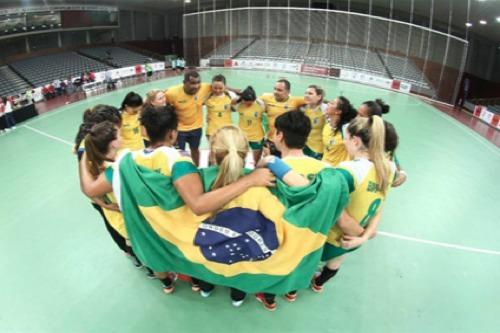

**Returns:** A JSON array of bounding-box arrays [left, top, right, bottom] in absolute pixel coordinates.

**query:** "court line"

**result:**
[[378, 231, 500, 256], [416, 100, 500, 156], [23, 122, 500, 257], [23, 125, 73, 147]]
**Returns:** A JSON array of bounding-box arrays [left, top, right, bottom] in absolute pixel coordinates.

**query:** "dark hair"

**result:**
[[74, 105, 121, 154], [212, 74, 226, 85], [184, 70, 200, 82], [275, 110, 311, 149], [121, 92, 143, 110], [335, 96, 358, 134], [308, 85, 325, 103], [140, 104, 178, 145], [277, 79, 291, 92], [384, 120, 399, 158], [239, 86, 257, 102], [363, 99, 390, 117], [84, 121, 118, 177]]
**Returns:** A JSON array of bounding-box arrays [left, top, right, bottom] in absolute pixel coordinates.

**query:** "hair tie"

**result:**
[[228, 146, 237, 154]]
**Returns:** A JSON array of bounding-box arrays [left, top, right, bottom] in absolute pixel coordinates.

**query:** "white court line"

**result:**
[[21, 123, 500, 257], [23, 125, 73, 147], [378, 231, 500, 256]]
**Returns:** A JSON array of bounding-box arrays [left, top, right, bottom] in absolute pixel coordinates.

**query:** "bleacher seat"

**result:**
[[10, 52, 111, 87], [78, 46, 160, 68], [0, 66, 32, 98]]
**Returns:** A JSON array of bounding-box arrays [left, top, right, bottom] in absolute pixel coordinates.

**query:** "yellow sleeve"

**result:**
[[165, 87, 176, 104]]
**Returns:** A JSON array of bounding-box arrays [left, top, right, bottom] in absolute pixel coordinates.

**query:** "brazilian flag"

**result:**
[[112, 152, 349, 294]]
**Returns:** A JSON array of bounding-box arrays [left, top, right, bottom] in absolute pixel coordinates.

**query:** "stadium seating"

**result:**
[[380, 53, 432, 90], [204, 38, 256, 58], [78, 46, 159, 68], [10, 52, 110, 87], [207, 36, 434, 91], [0, 66, 32, 98], [237, 38, 309, 62]]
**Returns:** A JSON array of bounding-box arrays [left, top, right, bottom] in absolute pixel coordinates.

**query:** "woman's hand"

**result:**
[[244, 168, 276, 187], [340, 235, 367, 250], [392, 170, 407, 187]]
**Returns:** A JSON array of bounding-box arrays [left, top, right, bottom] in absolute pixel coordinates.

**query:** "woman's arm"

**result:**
[[92, 197, 120, 212], [79, 153, 113, 198], [340, 210, 383, 249], [174, 168, 276, 215], [257, 156, 310, 187], [336, 210, 364, 237]]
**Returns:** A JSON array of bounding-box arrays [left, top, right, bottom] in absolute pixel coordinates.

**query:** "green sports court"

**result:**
[[1, 69, 499, 332]]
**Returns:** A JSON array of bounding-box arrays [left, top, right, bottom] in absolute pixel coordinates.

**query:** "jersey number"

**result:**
[[359, 198, 382, 227]]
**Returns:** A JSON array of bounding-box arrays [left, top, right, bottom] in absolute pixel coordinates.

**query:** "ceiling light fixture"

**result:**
[[479, 20, 487, 25], [465, 22, 473, 27], [496, 17, 500, 23]]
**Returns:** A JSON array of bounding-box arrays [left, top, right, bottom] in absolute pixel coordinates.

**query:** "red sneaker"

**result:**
[[163, 284, 175, 294], [284, 292, 297, 302], [310, 277, 323, 293], [255, 293, 277, 311]]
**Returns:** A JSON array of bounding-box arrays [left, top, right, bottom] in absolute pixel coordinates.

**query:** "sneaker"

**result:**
[[310, 277, 323, 293], [200, 290, 212, 298], [284, 292, 297, 302], [255, 293, 277, 311], [191, 282, 200, 292], [163, 284, 175, 294], [145, 268, 156, 279], [12, 126, 16, 130], [232, 299, 244, 308]]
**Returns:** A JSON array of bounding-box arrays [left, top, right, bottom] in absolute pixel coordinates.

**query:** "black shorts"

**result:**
[[176, 128, 202, 150]]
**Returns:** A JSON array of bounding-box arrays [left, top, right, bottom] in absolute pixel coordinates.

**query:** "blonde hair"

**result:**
[[347, 116, 391, 194], [210, 126, 249, 189], [145, 89, 163, 105]]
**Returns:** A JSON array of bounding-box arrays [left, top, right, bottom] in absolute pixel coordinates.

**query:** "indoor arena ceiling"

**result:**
[[2, 0, 499, 42]]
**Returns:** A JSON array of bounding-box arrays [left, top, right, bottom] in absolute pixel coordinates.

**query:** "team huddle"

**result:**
[[75, 70, 407, 311]]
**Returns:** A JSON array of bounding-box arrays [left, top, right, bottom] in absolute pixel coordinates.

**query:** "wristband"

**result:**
[[266, 156, 291, 180]]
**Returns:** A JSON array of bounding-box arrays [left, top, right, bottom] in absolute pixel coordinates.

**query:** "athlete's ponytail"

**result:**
[[210, 126, 249, 189], [334, 96, 358, 134], [84, 121, 118, 177], [347, 116, 391, 194], [368, 116, 391, 194]]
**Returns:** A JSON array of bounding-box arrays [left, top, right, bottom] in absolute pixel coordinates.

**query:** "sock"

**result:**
[[263, 293, 276, 304], [316, 267, 339, 286], [160, 277, 173, 288]]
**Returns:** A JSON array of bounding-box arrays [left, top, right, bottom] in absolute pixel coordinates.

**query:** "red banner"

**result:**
[[300, 64, 329, 76], [391, 80, 401, 90]]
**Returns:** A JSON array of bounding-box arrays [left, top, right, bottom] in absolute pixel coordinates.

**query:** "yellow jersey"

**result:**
[[102, 161, 127, 239], [283, 155, 330, 179], [322, 124, 350, 167], [302, 104, 326, 154], [104, 147, 199, 238], [165, 83, 212, 131], [237, 100, 266, 142], [205, 93, 233, 136], [120, 111, 144, 151], [327, 158, 396, 246], [102, 191, 128, 239], [259, 94, 305, 140]]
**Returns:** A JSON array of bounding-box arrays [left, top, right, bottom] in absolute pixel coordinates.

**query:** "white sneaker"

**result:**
[[5, 128, 11, 132], [232, 300, 244, 307], [12, 126, 16, 130], [200, 290, 212, 298]]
